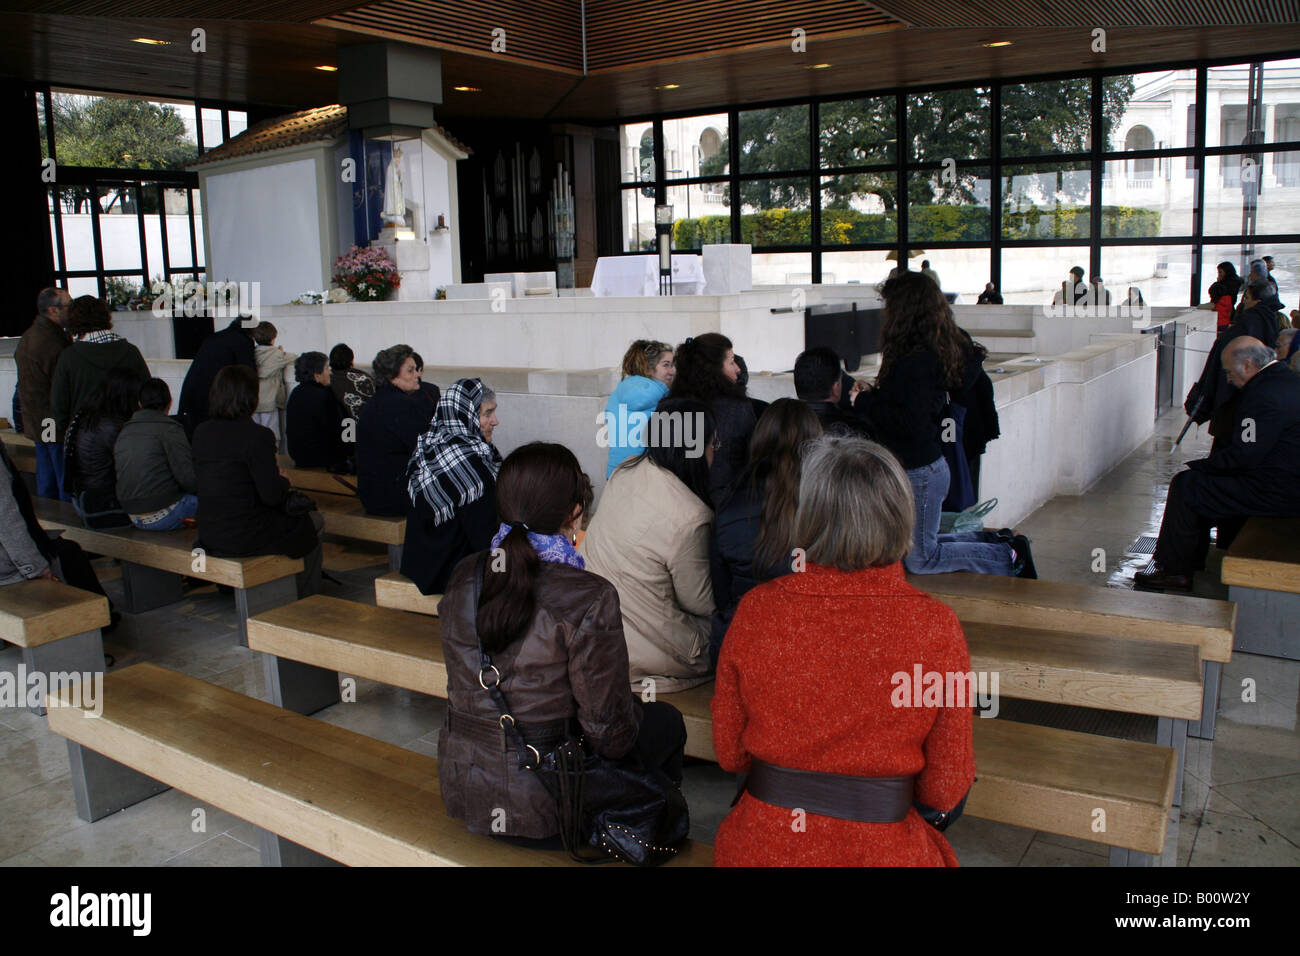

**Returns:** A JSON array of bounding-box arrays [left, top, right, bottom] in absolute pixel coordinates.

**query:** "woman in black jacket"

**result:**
[[709, 398, 821, 665], [63, 367, 141, 528], [401, 378, 500, 596], [193, 366, 323, 597], [668, 332, 756, 503], [285, 352, 351, 470], [357, 344, 432, 516], [853, 272, 1025, 577]]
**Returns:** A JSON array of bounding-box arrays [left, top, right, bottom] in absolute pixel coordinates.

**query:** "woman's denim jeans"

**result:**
[[129, 494, 199, 532], [904, 458, 1015, 576]]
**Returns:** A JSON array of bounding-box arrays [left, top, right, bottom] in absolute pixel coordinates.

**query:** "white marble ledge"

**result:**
[[418, 365, 619, 398]]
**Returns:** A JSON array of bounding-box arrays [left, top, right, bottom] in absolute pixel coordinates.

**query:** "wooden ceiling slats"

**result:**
[[868, 0, 1300, 27]]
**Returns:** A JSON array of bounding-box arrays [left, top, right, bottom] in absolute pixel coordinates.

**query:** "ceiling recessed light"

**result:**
[[452, 85, 481, 92], [808, 63, 832, 70], [131, 37, 170, 45], [315, 65, 338, 72], [982, 40, 1013, 48], [655, 83, 680, 90]]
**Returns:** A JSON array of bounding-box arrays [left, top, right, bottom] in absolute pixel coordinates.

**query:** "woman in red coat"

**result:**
[[712, 434, 976, 866]]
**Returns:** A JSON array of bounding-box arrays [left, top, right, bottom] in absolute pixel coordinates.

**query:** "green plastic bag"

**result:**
[[939, 498, 998, 534]]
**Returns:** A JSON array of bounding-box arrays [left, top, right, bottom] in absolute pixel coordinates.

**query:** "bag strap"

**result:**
[[471, 552, 543, 771]]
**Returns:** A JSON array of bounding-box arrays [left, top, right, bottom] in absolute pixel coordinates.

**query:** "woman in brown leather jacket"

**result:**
[[437, 442, 688, 845]]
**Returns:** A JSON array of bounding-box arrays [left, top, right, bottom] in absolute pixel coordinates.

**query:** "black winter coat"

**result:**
[[286, 380, 351, 469], [708, 468, 791, 665], [1189, 302, 1281, 429], [401, 486, 497, 596], [950, 331, 1000, 459], [192, 417, 318, 559], [707, 394, 757, 505], [853, 350, 948, 470], [178, 321, 256, 427], [357, 384, 432, 516], [64, 414, 129, 523]]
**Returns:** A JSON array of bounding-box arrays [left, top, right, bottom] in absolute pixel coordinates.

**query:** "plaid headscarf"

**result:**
[[406, 378, 502, 526]]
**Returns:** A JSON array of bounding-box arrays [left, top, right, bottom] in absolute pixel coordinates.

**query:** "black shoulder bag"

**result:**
[[471, 553, 689, 866]]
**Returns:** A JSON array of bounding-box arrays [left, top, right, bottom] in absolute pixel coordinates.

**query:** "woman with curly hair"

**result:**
[[851, 272, 1029, 578], [602, 339, 675, 477], [668, 332, 755, 501]]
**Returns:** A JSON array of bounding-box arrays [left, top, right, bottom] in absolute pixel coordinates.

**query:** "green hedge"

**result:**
[[671, 204, 1161, 247]]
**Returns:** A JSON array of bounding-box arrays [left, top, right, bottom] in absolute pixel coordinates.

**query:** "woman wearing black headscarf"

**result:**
[[1208, 262, 1242, 330], [400, 378, 501, 595]]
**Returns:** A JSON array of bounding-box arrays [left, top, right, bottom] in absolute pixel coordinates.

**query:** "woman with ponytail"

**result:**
[[437, 442, 687, 845]]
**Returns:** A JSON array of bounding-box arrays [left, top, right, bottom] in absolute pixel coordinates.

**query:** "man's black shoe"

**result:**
[[1010, 534, 1037, 579], [1133, 565, 1193, 592]]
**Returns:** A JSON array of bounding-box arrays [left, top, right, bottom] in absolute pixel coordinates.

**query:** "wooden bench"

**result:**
[[912, 572, 1235, 740], [247, 596, 1181, 863], [1, 430, 37, 478], [310, 492, 406, 569], [1221, 516, 1300, 660], [35, 498, 302, 646], [278, 456, 358, 497], [0, 578, 110, 715], [45, 662, 712, 866], [375, 571, 441, 615]]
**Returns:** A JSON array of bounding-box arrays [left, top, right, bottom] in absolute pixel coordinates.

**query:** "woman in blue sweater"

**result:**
[[602, 339, 675, 477]]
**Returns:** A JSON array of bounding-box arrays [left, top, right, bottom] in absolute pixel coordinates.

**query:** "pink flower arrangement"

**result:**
[[332, 245, 401, 301]]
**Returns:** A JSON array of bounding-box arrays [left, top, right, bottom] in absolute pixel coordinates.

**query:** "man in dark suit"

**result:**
[[1137, 337, 1300, 592], [793, 347, 874, 438]]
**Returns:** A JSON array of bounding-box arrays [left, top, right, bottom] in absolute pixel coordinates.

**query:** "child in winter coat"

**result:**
[[252, 322, 296, 443]]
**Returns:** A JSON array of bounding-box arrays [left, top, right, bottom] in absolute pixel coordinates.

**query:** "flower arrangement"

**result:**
[[332, 245, 401, 302]]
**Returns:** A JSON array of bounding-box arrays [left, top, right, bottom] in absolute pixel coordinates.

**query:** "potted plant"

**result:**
[[332, 246, 401, 302]]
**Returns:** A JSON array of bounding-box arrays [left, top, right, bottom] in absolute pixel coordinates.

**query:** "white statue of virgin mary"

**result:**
[[381, 145, 406, 226]]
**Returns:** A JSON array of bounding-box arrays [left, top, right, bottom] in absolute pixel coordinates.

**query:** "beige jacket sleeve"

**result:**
[[666, 515, 715, 619]]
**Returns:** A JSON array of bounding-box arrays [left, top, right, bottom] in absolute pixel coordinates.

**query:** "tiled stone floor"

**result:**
[[1, 408, 1296, 866]]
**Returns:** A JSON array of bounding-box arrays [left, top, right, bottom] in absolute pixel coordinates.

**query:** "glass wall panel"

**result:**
[[97, 185, 142, 271], [1100, 244, 1195, 306], [37, 91, 47, 160], [663, 112, 729, 180], [1001, 78, 1093, 156], [1202, 151, 1300, 234], [50, 91, 198, 169], [737, 177, 810, 247], [908, 166, 990, 242], [751, 252, 811, 285], [1207, 59, 1300, 147], [820, 96, 895, 167], [906, 248, 992, 303], [908, 88, 990, 161], [737, 105, 810, 174], [57, 187, 96, 271], [200, 107, 224, 149], [820, 250, 891, 286], [620, 122, 655, 186], [820, 173, 896, 245], [668, 182, 732, 251], [1001, 162, 1091, 239], [228, 110, 248, 137], [999, 245, 1091, 305], [1203, 242, 1297, 310], [66, 277, 99, 297], [621, 186, 656, 251], [1109, 70, 1198, 152], [1101, 159, 1193, 237]]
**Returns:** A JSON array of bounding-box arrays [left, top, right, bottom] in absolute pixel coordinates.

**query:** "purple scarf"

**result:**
[[490, 523, 585, 570]]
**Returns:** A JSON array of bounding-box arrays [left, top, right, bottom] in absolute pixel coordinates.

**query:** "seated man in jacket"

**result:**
[[114, 378, 199, 531], [792, 347, 874, 438], [1137, 337, 1300, 592]]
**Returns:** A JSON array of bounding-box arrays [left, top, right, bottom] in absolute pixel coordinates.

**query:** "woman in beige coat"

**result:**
[[580, 398, 717, 693]]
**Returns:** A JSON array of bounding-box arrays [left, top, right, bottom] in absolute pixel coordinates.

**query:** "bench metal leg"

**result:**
[[120, 561, 183, 613], [262, 653, 340, 715], [66, 741, 170, 822], [258, 828, 344, 867], [20, 629, 105, 717], [1189, 661, 1221, 740], [387, 544, 403, 572], [1156, 717, 1188, 809], [234, 577, 299, 648], [1228, 585, 1300, 660]]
